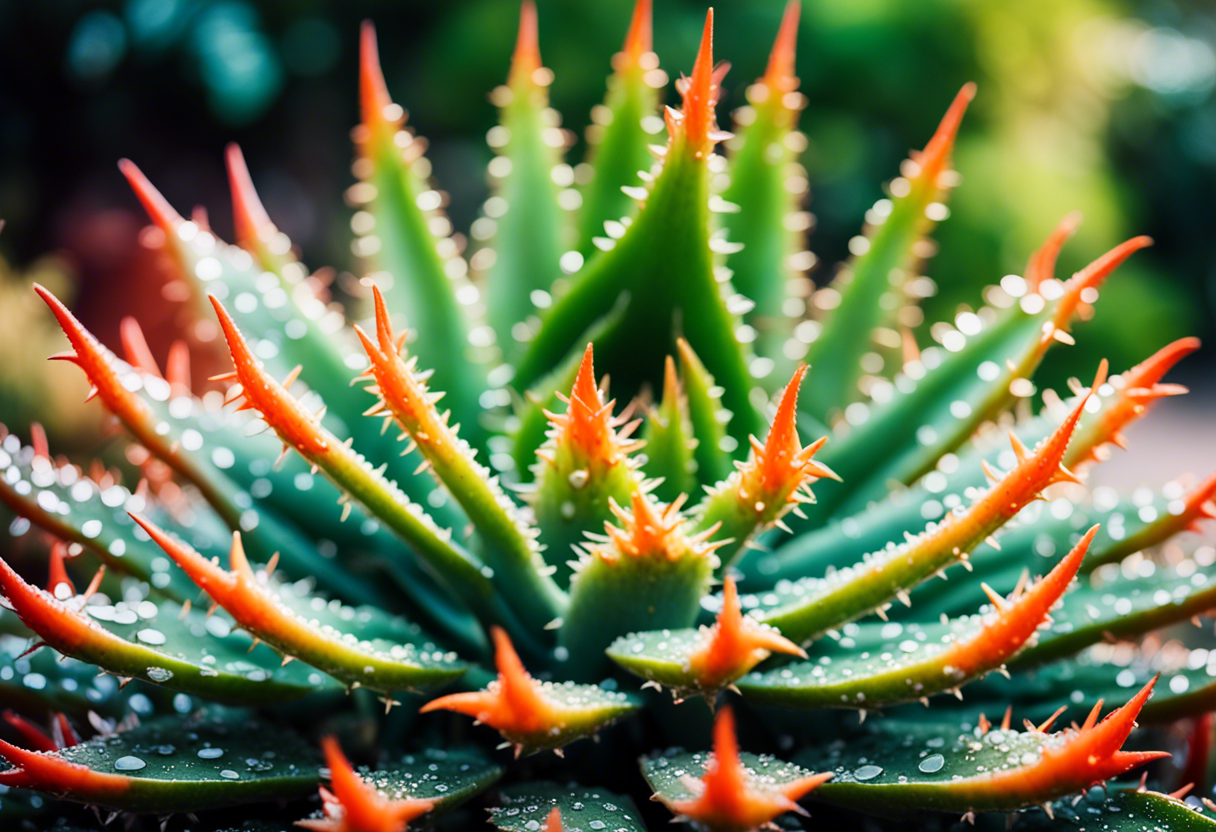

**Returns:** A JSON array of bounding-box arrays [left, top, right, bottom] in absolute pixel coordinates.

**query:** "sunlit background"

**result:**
[[0, 0, 1212, 478]]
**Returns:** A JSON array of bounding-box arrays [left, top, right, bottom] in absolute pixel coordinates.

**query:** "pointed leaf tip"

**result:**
[[298, 737, 435, 832], [914, 82, 976, 186], [762, 0, 801, 95], [511, 0, 543, 85], [544, 806, 564, 832], [117, 159, 184, 234], [224, 144, 275, 249], [1025, 212, 1083, 292], [1053, 236, 1153, 331], [683, 9, 718, 155], [669, 707, 831, 829], [623, 0, 653, 62], [359, 21, 398, 135]]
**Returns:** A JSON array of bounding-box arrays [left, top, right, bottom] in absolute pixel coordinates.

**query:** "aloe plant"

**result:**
[[1, 2, 1214, 830]]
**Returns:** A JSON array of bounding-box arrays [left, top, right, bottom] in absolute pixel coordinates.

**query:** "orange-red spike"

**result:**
[[2, 711, 59, 753], [296, 737, 435, 832], [359, 22, 402, 139], [542, 343, 643, 470], [210, 295, 329, 457], [166, 340, 192, 396], [52, 713, 79, 749], [117, 159, 185, 235], [761, 0, 800, 97], [669, 708, 831, 829], [1122, 337, 1200, 391], [130, 514, 238, 600], [1025, 212, 1082, 293], [1052, 236, 1153, 333], [29, 423, 49, 461], [510, 1, 543, 86], [36, 284, 153, 429], [119, 317, 162, 379], [0, 554, 114, 660], [420, 627, 558, 755], [599, 492, 720, 563], [46, 541, 75, 597], [0, 738, 131, 799], [622, 0, 653, 65], [225, 143, 275, 250], [543, 807, 564, 832], [681, 10, 719, 158], [751, 364, 839, 497], [688, 575, 806, 692], [939, 526, 1096, 676], [912, 83, 976, 188]]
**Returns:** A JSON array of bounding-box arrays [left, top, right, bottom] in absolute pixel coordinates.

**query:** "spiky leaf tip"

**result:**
[[657, 707, 832, 832], [421, 627, 638, 757], [296, 737, 435, 832], [666, 9, 731, 159]]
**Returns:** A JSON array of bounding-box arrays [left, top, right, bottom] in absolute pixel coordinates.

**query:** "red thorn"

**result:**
[[599, 492, 717, 563], [544, 807, 564, 832], [130, 513, 236, 600], [761, 0, 800, 96], [913, 83, 976, 188], [682, 9, 719, 157], [1053, 236, 1153, 332], [0, 553, 105, 659], [510, 0, 543, 86], [359, 21, 400, 137], [942, 526, 1096, 675], [2, 711, 59, 753], [622, 0, 653, 64], [117, 159, 184, 234], [0, 737, 130, 800], [421, 627, 558, 747], [225, 144, 275, 250], [1025, 213, 1082, 293], [165, 340, 192, 396], [52, 713, 79, 749], [209, 294, 329, 457], [1122, 337, 1201, 390], [46, 541, 75, 597], [28, 423, 49, 461], [669, 707, 831, 829], [688, 575, 806, 692], [297, 737, 434, 832], [119, 317, 163, 379]]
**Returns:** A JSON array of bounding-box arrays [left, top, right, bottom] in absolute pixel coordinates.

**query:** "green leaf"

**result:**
[[641, 356, 698, 503], [800, 86, 973, 422], [517, 144, 761, 449], [491, 783, 646, 832], [479, 15, 570, 356], [1009, 789, 1216, 831], [0, 711, 320, 813], [641, 747, 820, 813], [0, 558, 338, 705], [0, 633, 130, 719]]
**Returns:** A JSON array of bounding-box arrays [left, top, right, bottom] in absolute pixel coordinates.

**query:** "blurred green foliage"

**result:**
[[0, 0, 1211, 406]]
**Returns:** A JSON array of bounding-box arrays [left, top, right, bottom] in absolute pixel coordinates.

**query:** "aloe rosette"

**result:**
[[1, 2, 1214, 830]]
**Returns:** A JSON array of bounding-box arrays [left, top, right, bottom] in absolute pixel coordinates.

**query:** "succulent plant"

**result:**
[[2, 2, 1215, 830]]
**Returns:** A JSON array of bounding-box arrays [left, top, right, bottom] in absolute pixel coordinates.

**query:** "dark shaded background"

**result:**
[[0, 0, 1213, 447]]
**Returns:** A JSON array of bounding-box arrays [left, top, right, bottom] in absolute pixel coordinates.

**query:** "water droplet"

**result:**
[[220, 769, 240, 779], [198, 747, 225, 759], [114, 756, 146, 772], [918, 754, 945, 774], [146, 667, 174, 683], [854, 764, 883, 781]]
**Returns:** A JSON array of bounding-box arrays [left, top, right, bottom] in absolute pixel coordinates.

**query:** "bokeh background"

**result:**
[[0, 0, 1213, 477]]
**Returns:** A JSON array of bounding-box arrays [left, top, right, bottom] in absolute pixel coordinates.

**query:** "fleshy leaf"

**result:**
[[0, 711, 321, 813], [559, 491, 720, 680], [478, 1, 570, 355], [490, 783, 646, 832], [575, 0, 663, 257], [757, 390, 1091, 645], [421, 628, 639, 756], [800, 84, 975, 422], [135, 516, 466, 698], [642, 355, 699, 502], [355, 285, 565, 627], [0, 553, 334, 704], [355, 23, 490, 447], [805, 680, 1167, 818], [737, 528, 1093, 709], [516, 11, 761, 448]]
